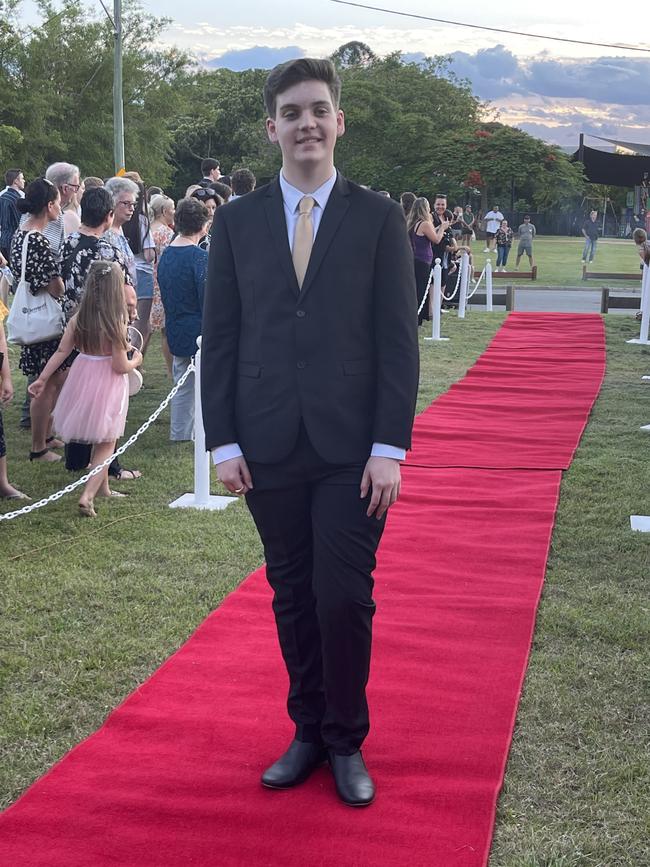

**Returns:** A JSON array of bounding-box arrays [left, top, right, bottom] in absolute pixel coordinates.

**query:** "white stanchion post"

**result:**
[[458, 251, 469, 319], [626, 263, 650, 345], [170, 336, 237, 511], [424, 259, 449, 343], [485, 258, 493, 311]]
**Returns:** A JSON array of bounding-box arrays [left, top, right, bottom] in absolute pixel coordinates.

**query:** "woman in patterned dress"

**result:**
[[149, 194, 175, 376], [9, 178, 66, 462]]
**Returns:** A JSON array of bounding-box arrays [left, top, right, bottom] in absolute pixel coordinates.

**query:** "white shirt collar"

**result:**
[[279, 170, 337, 214]]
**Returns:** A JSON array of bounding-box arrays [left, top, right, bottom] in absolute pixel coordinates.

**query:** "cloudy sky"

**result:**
[[21, 0, 650, 147]]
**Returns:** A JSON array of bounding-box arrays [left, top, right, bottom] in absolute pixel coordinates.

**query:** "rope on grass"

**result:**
[[7, 511, 160, 561]]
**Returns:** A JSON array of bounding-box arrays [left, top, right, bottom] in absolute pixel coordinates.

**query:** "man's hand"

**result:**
[[217, 455, 253, 496], [360, 456, 401, 520]]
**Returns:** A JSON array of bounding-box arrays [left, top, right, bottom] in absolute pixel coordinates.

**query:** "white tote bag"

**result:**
[[6, 231, 65, 346]]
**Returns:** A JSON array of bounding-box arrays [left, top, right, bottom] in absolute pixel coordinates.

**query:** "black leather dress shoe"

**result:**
[[261, 740, 327, 789], [328, 750, 375, 806]]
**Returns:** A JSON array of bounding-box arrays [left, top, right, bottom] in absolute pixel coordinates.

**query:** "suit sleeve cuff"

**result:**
[[211, 443, 244, 465], [371, 442, 406, 461]]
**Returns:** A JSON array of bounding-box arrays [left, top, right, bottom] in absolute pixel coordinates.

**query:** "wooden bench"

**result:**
[[474, 266, 537, 281], [467, 288, 514, 310], [582, 266, 640, 282], [600, 289, 641, 313], [466, 285, 640, 313]]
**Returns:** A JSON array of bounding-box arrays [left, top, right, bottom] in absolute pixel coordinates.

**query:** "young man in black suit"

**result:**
[[201, 58, 419, 807], [199, 158, 221, 188]]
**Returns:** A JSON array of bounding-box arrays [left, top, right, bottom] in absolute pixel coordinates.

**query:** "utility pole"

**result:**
[[113, 0, 125, 175]]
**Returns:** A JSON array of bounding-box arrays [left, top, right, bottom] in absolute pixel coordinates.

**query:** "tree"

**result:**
[[0, 0, 190, 183], [331, 41, 377, 69], [333, 53, 481, 198], [442, 123, 584, 213]]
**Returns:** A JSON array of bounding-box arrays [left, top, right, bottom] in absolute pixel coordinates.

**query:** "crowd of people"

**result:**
[[2, 152, 641, 515], [0, 159, 257, 513], [400, 192, 539, 323]]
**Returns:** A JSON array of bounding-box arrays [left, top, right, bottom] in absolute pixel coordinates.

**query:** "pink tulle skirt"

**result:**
[[53, 353, 129, 444]]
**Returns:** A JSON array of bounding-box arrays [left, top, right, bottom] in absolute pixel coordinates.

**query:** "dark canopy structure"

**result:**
[[575, 134, 650, 185]]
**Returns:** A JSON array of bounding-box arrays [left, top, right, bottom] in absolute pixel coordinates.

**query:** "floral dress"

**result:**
[[61, 232, 133, 321], [9, 229, 63, 377], [150, 224, 173, 331]]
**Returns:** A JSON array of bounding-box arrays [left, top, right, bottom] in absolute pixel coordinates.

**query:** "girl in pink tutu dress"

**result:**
[[29, 261, 142, 517]]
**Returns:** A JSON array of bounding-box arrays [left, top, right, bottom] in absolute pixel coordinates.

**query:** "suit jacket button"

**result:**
[[296, 309, 306, 318], [297, 360, 307, 369]]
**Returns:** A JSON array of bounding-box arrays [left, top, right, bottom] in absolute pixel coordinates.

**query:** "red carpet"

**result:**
[[408, 313, 605, 469], [0, 314, 605, 867]]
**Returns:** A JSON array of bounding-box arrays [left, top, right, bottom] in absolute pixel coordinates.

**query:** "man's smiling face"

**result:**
[[266, 80, 345, 171]]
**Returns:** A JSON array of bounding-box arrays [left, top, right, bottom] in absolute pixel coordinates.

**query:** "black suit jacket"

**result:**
[[201, 173, 419, 465]]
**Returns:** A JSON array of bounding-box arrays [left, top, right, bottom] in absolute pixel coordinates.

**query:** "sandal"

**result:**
[[79, 501, 97, 518], [29, 448, 62, 463], [46, 436, 64, 449], [113, 468, 142, 480], [1, 490, 31, 501]]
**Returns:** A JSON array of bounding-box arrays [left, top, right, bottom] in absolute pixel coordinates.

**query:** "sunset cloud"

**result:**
[[155, 23, 650, 150]]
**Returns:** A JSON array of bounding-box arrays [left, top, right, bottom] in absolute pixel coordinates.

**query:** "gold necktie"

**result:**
[[292, 196, 315, 289]]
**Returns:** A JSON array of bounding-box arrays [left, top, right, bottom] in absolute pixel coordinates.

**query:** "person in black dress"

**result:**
[[9, 179, 65, 462]]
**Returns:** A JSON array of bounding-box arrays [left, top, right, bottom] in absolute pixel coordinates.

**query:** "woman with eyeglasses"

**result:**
[[103, 177, 139, 288], [122, 181, 156, 352], [191, 187, 223, 251]]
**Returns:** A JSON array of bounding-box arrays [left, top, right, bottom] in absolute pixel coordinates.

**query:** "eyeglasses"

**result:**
[[65, 183, 81, 191], [118, 201, 136, 209]]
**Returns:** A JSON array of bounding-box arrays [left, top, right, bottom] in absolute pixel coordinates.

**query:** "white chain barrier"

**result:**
[[417, 274, 431, 316], [485, 258, 494, 311], [458, 251, 470, 319], [0, 361, 196, 522], [466, 262, 488, 301], [424, 259, 449, 344], [441, 258, 463, 302]]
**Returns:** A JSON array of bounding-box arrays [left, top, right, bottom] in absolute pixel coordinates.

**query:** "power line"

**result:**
[[329, 0, 650, 54]]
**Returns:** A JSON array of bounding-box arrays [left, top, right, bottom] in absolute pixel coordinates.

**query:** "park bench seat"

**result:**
[[474, 266, 537, 280]]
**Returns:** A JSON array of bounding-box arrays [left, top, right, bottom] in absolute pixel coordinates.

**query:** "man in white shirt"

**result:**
[[483, 204, 504, 253]]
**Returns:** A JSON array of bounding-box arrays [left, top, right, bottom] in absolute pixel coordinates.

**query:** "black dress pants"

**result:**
[[245, 425, 386, 755]]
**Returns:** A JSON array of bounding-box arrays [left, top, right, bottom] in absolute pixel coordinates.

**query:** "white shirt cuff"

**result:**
[[212, 441, 405, 463], [211, 443, 244, 465], [371, 442, 406, 461]]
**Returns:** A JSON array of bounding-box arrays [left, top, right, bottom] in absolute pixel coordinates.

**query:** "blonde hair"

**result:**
[[149, 194, 174, 221], [74, 261, 129, 355], [406, 197, 432, 233]]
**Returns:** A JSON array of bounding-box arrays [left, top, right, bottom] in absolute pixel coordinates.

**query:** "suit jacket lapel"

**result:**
[[263, 178, 300, 296], [299, 174, 350, 300]]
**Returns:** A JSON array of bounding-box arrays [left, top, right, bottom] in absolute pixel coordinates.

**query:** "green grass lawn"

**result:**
[[469, 234, 644, 288], [1, 316, 649, 865]]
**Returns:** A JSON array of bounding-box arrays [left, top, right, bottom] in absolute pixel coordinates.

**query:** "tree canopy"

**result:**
[[0, 4, 585, 211]]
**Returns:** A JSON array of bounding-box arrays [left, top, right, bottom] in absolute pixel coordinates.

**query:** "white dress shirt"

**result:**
[[212, 170, 406, 465]]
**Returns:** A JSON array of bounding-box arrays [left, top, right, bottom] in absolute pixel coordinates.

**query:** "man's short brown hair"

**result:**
[[5, 169, 22, 186], [264, 58, 341, 118]]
